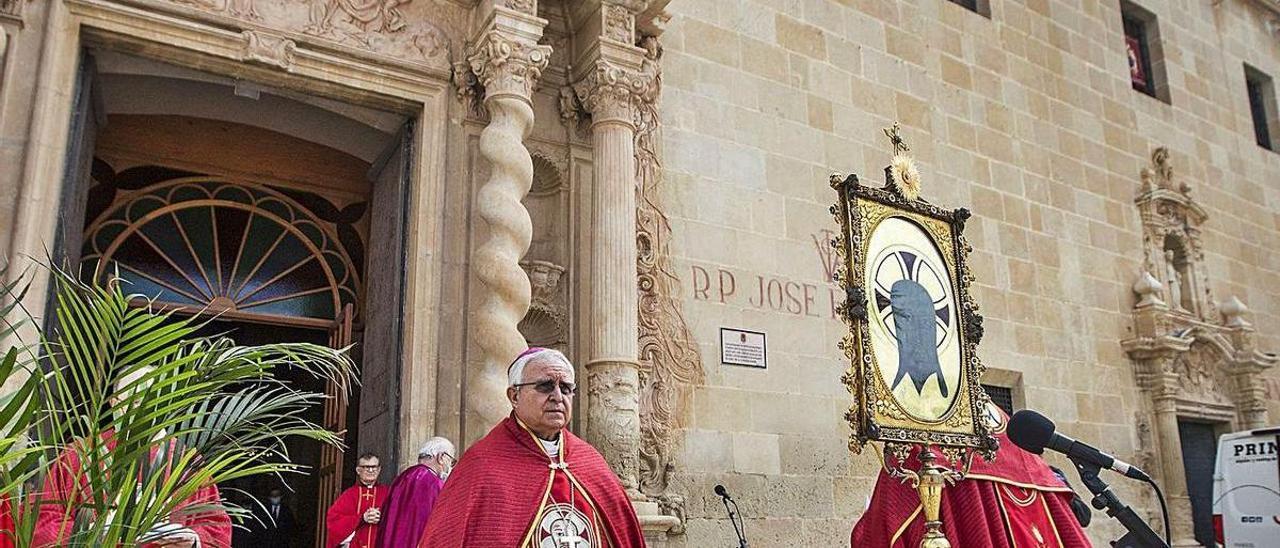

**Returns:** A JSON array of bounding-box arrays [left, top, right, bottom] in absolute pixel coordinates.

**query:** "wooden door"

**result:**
[[358, 123, 412, 477], [315, 303, 354, 548]]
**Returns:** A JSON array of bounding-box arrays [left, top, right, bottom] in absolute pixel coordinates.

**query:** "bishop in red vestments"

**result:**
[[417, 348, 645, 548], [851, 404, 1093, 548], [326, 452, 389, 548]]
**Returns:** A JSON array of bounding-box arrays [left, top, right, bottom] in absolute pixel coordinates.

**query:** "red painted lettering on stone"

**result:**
[[767, 278, 785, 311], [717, 269, 736, 303], [692, 265, 710, 300], [784, 281, 804, 314], [804, 283, 819, 317]]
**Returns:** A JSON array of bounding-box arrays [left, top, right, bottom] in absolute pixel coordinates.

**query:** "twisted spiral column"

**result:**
[[464, 12, 551, 439]]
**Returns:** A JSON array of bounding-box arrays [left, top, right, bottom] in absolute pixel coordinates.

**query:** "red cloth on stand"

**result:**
[[31, 433, 232, 547], [417, 416, 646, 548], [326, 483, 388, 548], [376, 465, 443, 548], [851, 407, 1093, 548]]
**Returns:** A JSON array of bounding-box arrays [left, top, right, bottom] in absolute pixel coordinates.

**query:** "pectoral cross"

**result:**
[[359, 487, 376, 510], [883, 122, 910, 155], [554, 534, 589, 548]]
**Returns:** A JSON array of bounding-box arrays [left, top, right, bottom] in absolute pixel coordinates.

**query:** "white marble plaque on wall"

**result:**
[[720, 328, 766, 369]]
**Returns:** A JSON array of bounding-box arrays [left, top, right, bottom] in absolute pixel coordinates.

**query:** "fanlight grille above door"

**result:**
[[82, 175, 364, 322]]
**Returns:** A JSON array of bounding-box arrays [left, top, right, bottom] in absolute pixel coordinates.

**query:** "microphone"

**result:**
[[1008, 410, 1151, 482], [713, 485, 748, 548]]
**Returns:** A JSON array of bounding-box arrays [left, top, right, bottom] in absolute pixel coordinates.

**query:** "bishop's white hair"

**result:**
[[507, 348, 574, 387], [417, 437, 455, 460]]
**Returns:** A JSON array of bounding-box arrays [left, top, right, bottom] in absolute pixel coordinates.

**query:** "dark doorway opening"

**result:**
[[194, 319, 361, 548], [1179, 419, 1219, 548]]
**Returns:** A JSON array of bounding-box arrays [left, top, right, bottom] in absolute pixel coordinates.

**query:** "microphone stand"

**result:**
[[1071, 459, 1168, 548], [719, 493, 748, 548]]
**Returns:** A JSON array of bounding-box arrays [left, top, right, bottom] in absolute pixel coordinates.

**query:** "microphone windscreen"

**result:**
[[1007, 409, 1056, 455], [714, 484, 728, 497]]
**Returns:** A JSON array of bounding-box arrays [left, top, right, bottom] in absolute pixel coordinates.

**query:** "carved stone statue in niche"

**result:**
[[1163, 250, 1186, 312]]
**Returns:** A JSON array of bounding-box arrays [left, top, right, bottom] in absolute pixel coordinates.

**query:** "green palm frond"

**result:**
[[0, 261, 356, 547]]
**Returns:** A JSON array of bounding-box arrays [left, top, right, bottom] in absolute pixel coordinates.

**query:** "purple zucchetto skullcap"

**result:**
[[506, 347, 573, 387]]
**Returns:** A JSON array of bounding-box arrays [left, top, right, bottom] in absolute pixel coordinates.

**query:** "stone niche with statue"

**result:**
[[1121, 147, 1276, 546]]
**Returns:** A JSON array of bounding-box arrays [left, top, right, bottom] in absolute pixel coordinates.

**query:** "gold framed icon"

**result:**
[[828, 127, 998, 457]]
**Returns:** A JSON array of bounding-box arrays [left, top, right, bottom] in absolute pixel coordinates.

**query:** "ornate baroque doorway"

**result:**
[[69, 54, 406, 543]]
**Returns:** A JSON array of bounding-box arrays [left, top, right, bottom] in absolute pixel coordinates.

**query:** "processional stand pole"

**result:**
[[913, 446, 954, 548]]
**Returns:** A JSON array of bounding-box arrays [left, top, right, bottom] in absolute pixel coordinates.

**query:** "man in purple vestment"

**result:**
[[374, 437, 454, 548]]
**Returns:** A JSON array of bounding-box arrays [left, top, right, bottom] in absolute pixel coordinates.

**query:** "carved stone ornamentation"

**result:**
[[587, 364, 643, 491], [1134, 147, 1211, 319], [1133, 271, 1165, 308], [240, 30, 297, 71], [573, 58, 653, 124], [504, 0, 536, 15], [452, 61, 487, 120], [604, 3, 633, 43], [518, 260, 567, 350], [1221, 296, 1251, 328], [0, 0, 28, 21], [558, 86, 585, 131], [632, 35, 705, 498], [413, 25, 450, 61], [1172, 343, 1230, 403], [304, 0, 409, 43], [155, 0, 459, 72], [468, 28, 551, 100]]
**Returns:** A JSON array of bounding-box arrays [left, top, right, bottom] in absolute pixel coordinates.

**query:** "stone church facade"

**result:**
[[1, 0, 1278, 547]]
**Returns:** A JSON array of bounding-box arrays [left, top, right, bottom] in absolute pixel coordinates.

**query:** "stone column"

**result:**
[[575, 39, 648, 495], [465, 5, 551, 438], [1143, 354, 1199, 547]]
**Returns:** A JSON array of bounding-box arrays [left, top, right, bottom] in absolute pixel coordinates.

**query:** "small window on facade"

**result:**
[[982, 384, 1016, 416], [1244, 64, 1277, 151], [1121, 1, 1169, 103], [947, 0, 990, 17]]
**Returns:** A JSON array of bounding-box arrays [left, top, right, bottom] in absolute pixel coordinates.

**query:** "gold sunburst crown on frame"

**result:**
[[883, 123, 921, 201]]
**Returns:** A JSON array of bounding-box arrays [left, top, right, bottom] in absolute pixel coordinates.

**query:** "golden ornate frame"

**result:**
[[828, 140, 998, 460]]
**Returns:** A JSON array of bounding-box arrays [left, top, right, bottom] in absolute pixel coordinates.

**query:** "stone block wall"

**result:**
[[657, 0, 1280, 545]]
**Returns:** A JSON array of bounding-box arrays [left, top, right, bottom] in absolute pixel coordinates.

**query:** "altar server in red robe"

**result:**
[[33, 368, 232, 547], [326, 452, 389, 548], [32, 436, 231, 547], [417, 347, 646, 548], [851, 403, 1093, 547], [375, 437, 453, 548]]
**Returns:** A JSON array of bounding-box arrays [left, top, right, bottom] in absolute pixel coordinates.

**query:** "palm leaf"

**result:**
[[0, 261, 356, 547]]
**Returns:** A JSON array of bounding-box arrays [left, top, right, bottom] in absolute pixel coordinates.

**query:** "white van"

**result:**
[[1213, 427, 1280, 547]]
